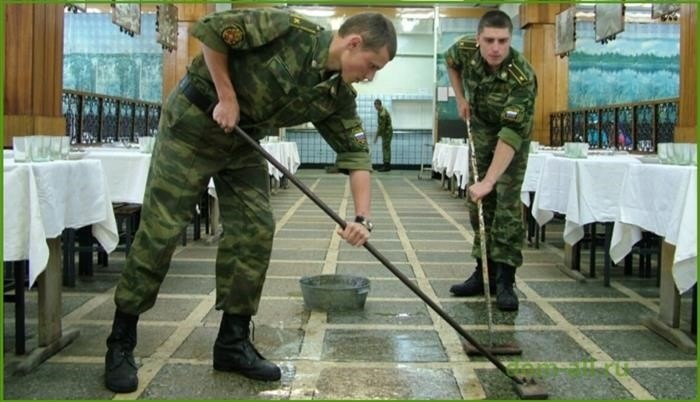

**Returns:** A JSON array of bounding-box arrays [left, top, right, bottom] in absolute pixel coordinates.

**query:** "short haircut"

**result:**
[[374, 99, 382, 105], [338, 12, 397, 60], [478, 10, 513, 34]]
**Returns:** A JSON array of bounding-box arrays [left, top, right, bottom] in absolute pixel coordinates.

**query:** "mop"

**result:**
[[233, 126, 548, 399], [461, 119, 523, 357]]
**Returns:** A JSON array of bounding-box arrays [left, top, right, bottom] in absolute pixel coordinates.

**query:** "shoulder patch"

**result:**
[[290, 15, 323, 34], [458, 39, 477, 51], [507, 62, 528, 85], [221, 24, 245, 47]]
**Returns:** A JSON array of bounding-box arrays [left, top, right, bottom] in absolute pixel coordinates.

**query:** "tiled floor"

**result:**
[[3, 169, 697, 400]]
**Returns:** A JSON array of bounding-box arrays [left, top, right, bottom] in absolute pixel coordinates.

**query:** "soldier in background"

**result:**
[[444, 10, 537, 312], [373, 99, 393, 171], [104, 8, 396, 393]]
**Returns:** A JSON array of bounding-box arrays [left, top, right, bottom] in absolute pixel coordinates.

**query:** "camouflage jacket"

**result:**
[[377, 107, 393, 138], [444, 36, 537, 154], [189, 8, 370, 170]]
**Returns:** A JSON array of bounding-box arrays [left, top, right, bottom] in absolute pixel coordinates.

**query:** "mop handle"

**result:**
[[233, 126, 523, 384], [465, 120, 495, 344]]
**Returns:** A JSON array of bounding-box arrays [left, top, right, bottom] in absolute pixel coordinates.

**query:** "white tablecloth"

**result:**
[[432, 143, 470, 189], [609, 164, 697, 294], [84, 148, 152, 204], [3, 159, 119, 287], [521, 152, 554, 206], [530, 154, 641, 245], [261, 141, 301, 180]]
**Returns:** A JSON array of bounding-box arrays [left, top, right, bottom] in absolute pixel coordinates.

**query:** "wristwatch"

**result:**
[[354, 215, 374, 232]]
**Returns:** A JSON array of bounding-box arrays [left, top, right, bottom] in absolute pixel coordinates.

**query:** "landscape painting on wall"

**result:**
[[568, 20, 679, 108]]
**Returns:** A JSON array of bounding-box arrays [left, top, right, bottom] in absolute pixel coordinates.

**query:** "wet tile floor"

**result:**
[[3, 169, 696, 399]]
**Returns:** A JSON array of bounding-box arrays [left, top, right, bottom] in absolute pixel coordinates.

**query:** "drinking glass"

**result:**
[[31, 136, 51, 162], [12, 136, 30, 162]]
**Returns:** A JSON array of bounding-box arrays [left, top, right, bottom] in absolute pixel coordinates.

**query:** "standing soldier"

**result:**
[[103, 7, 396, 393], [444, 10, 537, 311], [373, 99, 393, 171]]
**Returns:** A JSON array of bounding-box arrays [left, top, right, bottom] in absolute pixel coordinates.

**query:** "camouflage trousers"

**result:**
[[114, 89, 274, 316], [380, 133, 392, 164], [467, 147, 527, 268]]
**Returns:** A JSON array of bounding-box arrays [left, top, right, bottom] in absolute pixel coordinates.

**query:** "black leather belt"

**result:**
[[179, 75, 215, 116]]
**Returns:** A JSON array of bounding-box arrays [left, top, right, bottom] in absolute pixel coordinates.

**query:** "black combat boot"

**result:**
[[105, 310, 139, 393], [449, 259, 497, 296], [213, 313, 281, 381], [496, 263, 519, 311], [377, 163, 391, 172]]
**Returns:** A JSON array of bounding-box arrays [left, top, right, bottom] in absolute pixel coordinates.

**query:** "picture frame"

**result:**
[[156, 4, 179, 52], [594, 4, 624, 44], [111, 3, 141, 36], [555, 7, 576, 57], [651, 3, 680, 21], [65, 2, 87, 13]]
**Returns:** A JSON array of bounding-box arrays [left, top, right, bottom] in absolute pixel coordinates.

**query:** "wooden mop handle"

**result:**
[[465, 120, 495, 340]]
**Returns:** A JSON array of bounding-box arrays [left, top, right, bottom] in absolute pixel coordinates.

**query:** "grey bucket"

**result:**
[[299, 274, 370, 311]]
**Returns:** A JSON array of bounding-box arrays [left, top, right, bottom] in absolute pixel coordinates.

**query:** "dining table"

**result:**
[[431, 142, 469, 195], [3, 156, 119, 373], [609, 162, 697, 352], [83, 146, 152, 204]]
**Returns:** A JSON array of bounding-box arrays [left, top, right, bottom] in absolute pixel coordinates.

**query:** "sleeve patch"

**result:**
[[503, 107, 523, 122], [221, 25, 244, 47], [353, 131, 366, 144]]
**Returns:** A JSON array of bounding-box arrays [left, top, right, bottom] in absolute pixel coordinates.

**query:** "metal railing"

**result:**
[[550, 98, 679, 151], [62, 90, 161, 144]]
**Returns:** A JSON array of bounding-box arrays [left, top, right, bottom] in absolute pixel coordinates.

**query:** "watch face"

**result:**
[[354, 216, 372, 231]]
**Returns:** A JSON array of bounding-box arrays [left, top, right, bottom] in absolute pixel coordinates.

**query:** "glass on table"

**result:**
[[138, 136, 153, 153], [12, 136, 30, 162], [49, 136, 64, 160], [60, 137, 71, 159], [30, 135, 51, 162]]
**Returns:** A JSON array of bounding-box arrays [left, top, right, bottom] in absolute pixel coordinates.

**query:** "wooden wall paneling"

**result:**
[[520, 3, 568, 28], [177, 3, 216, 22], [4, 4, 34, 115], [520, 4, 570, 145], [161, 4, 213, 102], [32, 3, 64, 118], [4, 3, 65, 145], [675, 4, 697, 142], [31, 4, 47, 116]]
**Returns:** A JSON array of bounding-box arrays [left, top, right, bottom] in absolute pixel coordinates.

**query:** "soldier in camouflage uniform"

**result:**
[[104, 8, 396, 393], [373, 99, 393, 171], [444, 10, 537, 312]]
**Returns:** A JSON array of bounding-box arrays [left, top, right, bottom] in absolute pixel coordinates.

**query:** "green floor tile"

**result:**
[[476, 366, 634, 400], [441, 300, 555, 326], [315, 367, 461, 399], [582, 329, 697, 361], [627, 367, 697, 399], [527, 281, 630, 298], [322, 329, 447, 362], [327, 301, 432, 325], [3, 363, 113, 400], [551, 301, 656, 325], [141, 363, 294, 399]]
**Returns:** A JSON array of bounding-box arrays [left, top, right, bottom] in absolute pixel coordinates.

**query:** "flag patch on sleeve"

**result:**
[[502, 106, 524, 122], [354, 132, 366, 144]]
